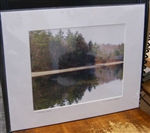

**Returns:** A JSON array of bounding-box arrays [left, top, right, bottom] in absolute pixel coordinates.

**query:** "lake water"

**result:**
[[32, 64, 123, 110]]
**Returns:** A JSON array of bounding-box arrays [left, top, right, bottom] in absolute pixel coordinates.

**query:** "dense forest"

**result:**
[[29, 29, 124, 72], [30, 29, 124, 110]]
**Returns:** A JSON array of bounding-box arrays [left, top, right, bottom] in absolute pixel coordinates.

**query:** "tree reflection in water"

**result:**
[[32, 64, 123, 110]]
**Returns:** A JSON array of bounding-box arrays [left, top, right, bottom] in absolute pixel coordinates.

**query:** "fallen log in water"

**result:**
[[32, 61, 123, 78]]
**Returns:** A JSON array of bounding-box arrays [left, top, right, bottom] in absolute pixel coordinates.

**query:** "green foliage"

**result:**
[[58, 33, 96, 69], [30, 29, 124, 71], [29, 31, 52, 72], [66, 29, 78, 50]]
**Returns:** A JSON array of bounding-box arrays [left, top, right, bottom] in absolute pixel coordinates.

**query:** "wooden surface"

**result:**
[[145, 58, 150, 68], [13, 108, 150, 133], [143, 58, 150, 96], [142, 80, 150, 96]]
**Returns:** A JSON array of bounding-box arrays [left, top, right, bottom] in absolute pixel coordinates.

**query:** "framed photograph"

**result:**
[[0, 3, 147, 132]]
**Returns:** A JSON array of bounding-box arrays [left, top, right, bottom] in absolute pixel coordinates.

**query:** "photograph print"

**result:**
[[29, 24, 125, 111]]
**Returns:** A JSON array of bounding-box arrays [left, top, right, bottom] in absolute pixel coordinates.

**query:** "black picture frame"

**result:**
[[0, 0, 149, 133], [0, 0, 149, 10]]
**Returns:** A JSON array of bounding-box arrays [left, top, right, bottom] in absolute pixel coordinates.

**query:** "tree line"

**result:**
[[29, 29, 124, 72]]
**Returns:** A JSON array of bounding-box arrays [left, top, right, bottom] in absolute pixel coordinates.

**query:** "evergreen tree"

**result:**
[[30, 30, 52, 72], [88, 40, 93, 51]]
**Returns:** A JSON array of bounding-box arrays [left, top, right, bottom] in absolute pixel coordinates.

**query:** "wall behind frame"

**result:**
[[0, 0, 147, 10]]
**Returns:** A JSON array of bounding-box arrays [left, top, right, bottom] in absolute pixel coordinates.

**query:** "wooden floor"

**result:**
[[13, 108, 150, 133]]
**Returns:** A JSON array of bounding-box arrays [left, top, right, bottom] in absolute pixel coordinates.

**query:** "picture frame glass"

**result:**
[[0, 4, 145, 131], [30, 25, 124, 111]]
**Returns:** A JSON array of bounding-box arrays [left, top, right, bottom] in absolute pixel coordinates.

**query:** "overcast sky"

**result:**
[[48, 24, 125, 45]]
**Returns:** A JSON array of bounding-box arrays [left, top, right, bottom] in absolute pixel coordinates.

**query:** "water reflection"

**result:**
[[32, 64, 123, 110]]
